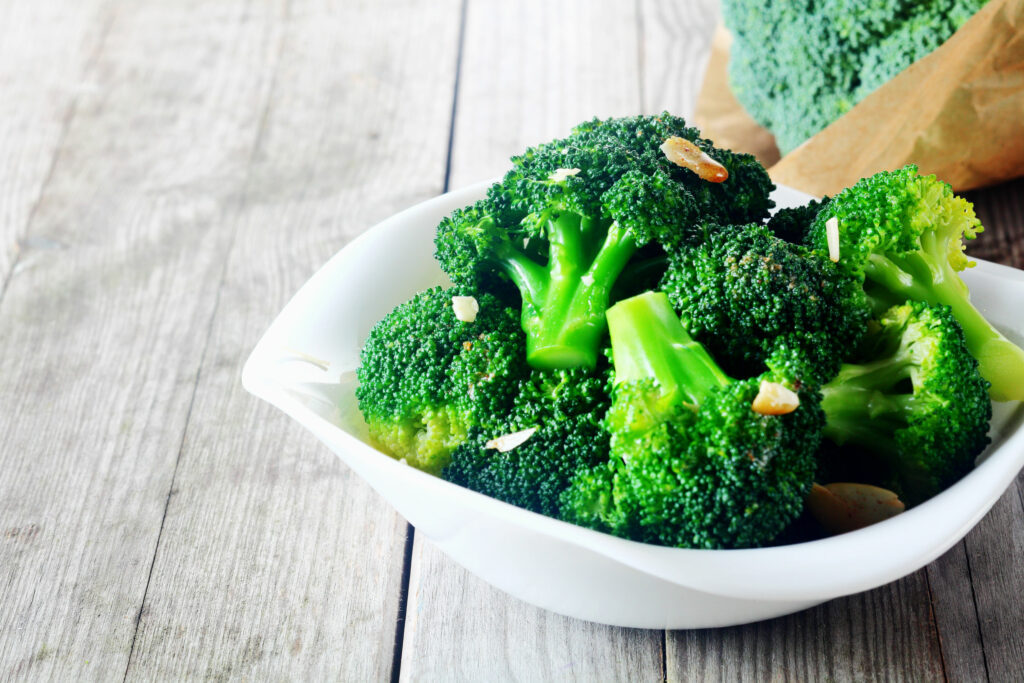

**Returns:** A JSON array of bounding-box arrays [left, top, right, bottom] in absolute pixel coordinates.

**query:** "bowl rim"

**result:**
[[243, 180, 1024, 602]]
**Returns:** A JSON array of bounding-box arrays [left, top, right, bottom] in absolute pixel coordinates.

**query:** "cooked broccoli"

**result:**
[[661, 222, 868, 380], [561, 291, 823, 549], [820, 301, 991, 505], [722, 0, 989, 152], [767, 197, 830, 245], [355, 287, 527, 474], [442, 365, 611, 516], [805, 166, 1024, 401], [435, 113, 774, 371]]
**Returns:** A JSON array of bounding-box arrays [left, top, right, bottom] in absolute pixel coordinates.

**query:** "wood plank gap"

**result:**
[[120, 1, 294, 676], [0, 6, 115, 308], [442, 0, 470, 194], [962, 539, 993, 682], [390, 525, 415, 683], [659, 628, 667, 683], [922, 558, 950, 683]]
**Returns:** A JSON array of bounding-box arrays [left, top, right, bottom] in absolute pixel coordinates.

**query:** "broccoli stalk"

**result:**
[[808, 166, 1024, 401], [562, 291, 822, 549], [819, 302, 991, 505]]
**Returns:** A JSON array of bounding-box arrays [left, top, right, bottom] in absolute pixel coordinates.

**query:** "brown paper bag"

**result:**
[[695, 0, 1024, 197]]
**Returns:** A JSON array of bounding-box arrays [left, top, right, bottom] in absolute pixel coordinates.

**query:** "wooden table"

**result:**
[[2, 1, 1022, 680]]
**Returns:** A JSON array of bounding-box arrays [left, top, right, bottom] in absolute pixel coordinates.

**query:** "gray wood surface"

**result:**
[[0, 1, 1022, 681]]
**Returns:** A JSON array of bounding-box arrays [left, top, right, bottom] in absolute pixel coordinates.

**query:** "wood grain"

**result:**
[[122, 0, 463, 679], [638, 0, 719, 118], [0, 1, 282, 677], [0, 1, 109, 285]]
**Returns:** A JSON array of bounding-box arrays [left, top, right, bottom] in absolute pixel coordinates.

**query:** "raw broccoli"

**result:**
[[820, 301, 991, 505], [561, 291, 823, 549], [661, 222, 868, 381], [434, 113, 774, 371], [805, 166, 1024, 401], [442, 365, 611, 517], [722, 0, 989, 152], [355, 287, 527, 474]]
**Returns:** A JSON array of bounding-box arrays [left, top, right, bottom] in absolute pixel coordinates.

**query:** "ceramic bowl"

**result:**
[[242, 181, 1024, 629]]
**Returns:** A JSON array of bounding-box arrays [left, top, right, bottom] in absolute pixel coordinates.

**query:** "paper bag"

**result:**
[[695, 0, 1024, 197]]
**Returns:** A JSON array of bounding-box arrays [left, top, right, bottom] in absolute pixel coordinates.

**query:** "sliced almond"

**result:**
[[548, 167, 582, 182], [751, 380, 800, 415], [825, 216, 840, 262], [807, 482, 905, 535], [485, 427, 538, 453], [660, 137, 729, 183], [451, 295, 479, 323]]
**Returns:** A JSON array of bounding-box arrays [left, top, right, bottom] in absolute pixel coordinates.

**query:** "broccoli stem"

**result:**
[[519, 213, 639, 370], [864, 251, 1024, 402], [606, 291, 731, 407]]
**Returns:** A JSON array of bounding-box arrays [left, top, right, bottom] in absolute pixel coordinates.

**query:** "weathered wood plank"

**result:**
[[637, 0, 719, 118], [0, 1, 283, 678], [923, 541, 988, 682], [0, 1, 108, 285], [667, 572, 945, 682], [398, 1, 667, 679], [401, 536, 663, 682], [123, 0, 463, 679]]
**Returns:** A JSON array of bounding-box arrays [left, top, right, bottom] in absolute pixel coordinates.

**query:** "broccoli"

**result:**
[[820, 301, 991, 505], [661, 222, 868, 381], [355, 287, 527, 474], [561, 291, 823, 549], [722, 0, 989, 152], [767, 197, 830, 245], [442, 365, 611, 517], [805, 166, 1024, 401], [435, 113, 774, 371]]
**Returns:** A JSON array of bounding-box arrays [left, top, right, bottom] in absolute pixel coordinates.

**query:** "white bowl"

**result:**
[[242, 181, 1024, 629]]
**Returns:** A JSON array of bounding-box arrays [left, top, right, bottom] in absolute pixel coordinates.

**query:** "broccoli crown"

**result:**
[[561, 291, 823, 549], [355, 287, 527, 474], [722, 0, 988, 152], [821, 301, 992, 505], [662, 222, 869, 380], [442, 365, 612, 517], [434, 113, 774, 370], [767, 197, 830, 245], [805, 165, 1024, 401]]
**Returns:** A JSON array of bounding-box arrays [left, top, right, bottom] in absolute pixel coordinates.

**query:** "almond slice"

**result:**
[[485, 427, 538, 453], [825, 216, 840, 262], [660, 137, 729, 183], [548, 167, 581, 182], [751, 380, 800, 415], [807, 482, 905, 535]]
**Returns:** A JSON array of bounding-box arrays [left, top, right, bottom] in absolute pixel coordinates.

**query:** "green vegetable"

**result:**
[[722, 0, 989, 152], [355, 287, 527, 474], [561, 292, 823, 549], [805, 166, 1024, 401], [821, 301, 991, 505], [434, 113, 774, 371], [661, 222, 868, 381]]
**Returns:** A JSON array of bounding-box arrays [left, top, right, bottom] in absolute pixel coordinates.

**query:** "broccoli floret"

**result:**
[[661, 222, 869, 380], [355, 287, 527, 474], [435, 113, 774, 371], [442, 365, 611, 516], [806, 166, 1024, 401], [767, 197, 830, 245], [820, 302, 992, 505], [561, 291, 823, 549], [722, 0, 988, 152]]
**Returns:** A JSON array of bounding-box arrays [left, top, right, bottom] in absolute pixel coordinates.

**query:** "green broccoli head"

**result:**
[[722, 0, 988, 152], [561, 291, 823, 549], [805, 165, 1024, 401], [442, 365, 612, 517], [662, 222, 869, 380], [821, 301, 992, 505], [434, 113, 775, 371], [355, 287, 528, 474]]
